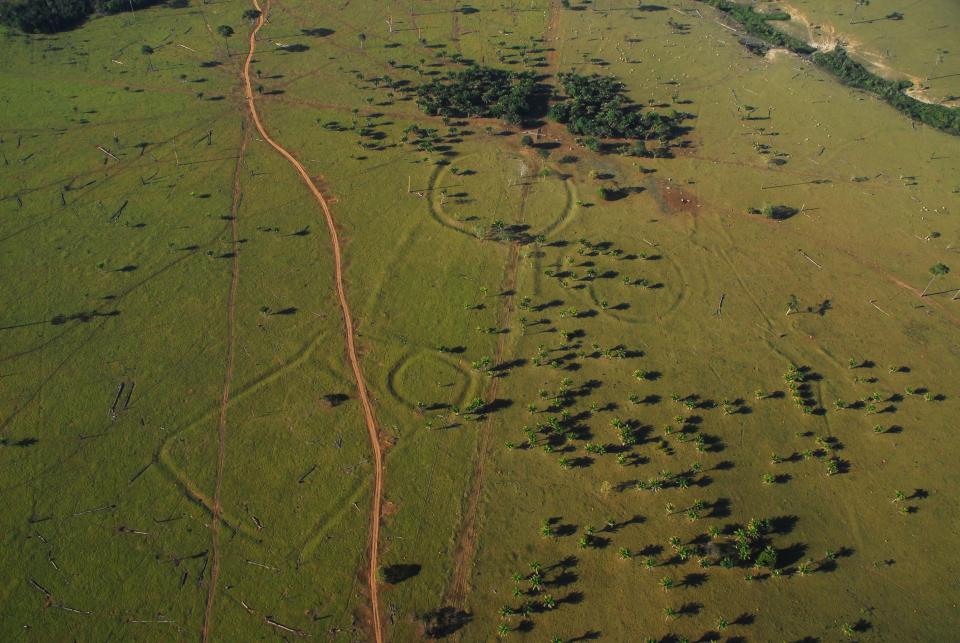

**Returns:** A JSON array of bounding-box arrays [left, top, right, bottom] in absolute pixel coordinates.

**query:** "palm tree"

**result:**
[[786, 294, 799, 315], [216, 25, 234, 55], [529, 573, 543, 592], [921, 263, 950, 297], [140, 44, 155, 71]]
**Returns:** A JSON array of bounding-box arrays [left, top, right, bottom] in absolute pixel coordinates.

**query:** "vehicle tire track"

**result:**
[[442, 2, 563, 615], [443, 239, 520, 612], [200, 121, 250, 643]]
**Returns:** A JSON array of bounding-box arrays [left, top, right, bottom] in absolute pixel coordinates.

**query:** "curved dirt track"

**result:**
[[229, 2, 384, 641]]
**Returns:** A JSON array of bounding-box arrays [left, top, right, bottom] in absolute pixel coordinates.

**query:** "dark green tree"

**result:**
[[216, 24, 234, 55], [921, 262, 950, 297]]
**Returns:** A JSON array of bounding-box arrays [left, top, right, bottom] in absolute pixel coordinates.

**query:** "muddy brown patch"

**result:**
[[656, 179, 702, 214]]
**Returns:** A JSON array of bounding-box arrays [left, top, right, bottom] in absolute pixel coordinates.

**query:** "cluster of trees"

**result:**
[[415, 65, 538, 125], [697, 0, 814, 54], [813, 47, 960, 136], [0, 0, 172, 33], [414, 68, 688, 150], [549, 72, 682, 141]]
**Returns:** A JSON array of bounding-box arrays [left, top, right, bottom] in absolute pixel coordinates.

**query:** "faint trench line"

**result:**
[[713, 244, 774, 329], [0, 124, 238, 252], [0, 106, 235, 207], [157, 322, 347, 446], [295, 477, 369, 565], [154, 325, 349, 520], [425, 159, 577, 240], [384, 347, 479, 411], [152, 455, 257, 539], [355, 213, 421, 320]]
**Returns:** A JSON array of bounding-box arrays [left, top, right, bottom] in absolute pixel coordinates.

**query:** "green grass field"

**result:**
[[2, 0, 959, 641]]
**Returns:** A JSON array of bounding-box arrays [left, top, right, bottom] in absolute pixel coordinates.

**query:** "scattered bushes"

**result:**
[[415, 65, 538, 125], [813, 47, 960, 136], [0, 0, 170, 33]]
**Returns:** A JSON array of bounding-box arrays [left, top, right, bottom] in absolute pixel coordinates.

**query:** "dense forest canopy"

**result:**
[[0, 0, 169, 33], [549, 72, 681, 141], [414, 67, 686, 152], [415, 66, 539, 125]]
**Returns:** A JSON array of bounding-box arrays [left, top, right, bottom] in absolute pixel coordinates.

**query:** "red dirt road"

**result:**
[[202, 2, 385, 641]]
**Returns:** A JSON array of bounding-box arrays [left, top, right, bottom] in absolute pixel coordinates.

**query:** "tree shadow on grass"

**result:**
[[301, 28, 334, 37], [421, 607, 471, 638], [381, 563, 421, 584], [0, 437, 39, 447]]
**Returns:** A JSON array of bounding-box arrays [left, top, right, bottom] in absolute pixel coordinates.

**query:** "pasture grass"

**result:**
[[1, 0, 959, 641]]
